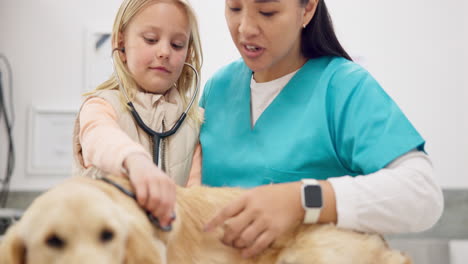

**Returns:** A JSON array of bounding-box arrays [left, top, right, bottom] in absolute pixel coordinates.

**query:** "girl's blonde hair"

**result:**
[[86, 0, 203, 123]]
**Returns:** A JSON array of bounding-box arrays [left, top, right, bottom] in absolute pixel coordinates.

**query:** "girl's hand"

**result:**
[[204, 182, 304, 258], [124, 153, 176, 228]]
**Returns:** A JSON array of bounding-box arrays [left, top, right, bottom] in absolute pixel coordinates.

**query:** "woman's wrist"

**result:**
[[297, 180, 337, 224], [317, 180, 337, 224]]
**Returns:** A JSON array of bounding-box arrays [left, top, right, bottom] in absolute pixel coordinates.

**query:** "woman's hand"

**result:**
[[124, 153, 176, 228], [204, 182, 304, 258]]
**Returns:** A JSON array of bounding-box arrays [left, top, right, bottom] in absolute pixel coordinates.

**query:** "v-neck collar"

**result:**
[[245, 59, 315, 131]]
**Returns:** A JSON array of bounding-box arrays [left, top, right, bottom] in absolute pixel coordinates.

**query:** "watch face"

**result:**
[[304, 185, 323, 208]]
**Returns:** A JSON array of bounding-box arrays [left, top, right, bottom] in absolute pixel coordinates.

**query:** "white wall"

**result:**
[[0, 0, 122, 190], [0, 0, 466, 190], [326, 0, 468, 188]]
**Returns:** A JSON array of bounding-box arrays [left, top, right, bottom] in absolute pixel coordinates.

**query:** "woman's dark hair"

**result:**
[[300, 0, 352, 61]]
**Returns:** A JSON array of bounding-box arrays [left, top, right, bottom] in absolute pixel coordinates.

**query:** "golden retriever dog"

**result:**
[[0, 175, 412, 264]]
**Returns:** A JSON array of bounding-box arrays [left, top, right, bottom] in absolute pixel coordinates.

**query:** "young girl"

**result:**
[[73, 0, 203, 228]]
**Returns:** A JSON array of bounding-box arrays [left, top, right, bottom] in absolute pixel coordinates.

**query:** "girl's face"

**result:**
[[122, 1, 190, 94], [225, 0, 315, 82]]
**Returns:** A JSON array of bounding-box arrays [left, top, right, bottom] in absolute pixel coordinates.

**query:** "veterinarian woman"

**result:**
[[189, 0, 444, 259]]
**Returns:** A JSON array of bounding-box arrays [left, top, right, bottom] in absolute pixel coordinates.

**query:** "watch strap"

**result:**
[[301, 179, 322, 224]]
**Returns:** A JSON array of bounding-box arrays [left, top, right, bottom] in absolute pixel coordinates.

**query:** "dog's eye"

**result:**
[[45, 234, 65, 249], [100, 229, 114, 243]]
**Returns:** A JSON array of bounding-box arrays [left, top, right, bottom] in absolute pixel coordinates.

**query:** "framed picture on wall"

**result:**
[[27, 107, 77, 176], [83, 28, 113, 92]]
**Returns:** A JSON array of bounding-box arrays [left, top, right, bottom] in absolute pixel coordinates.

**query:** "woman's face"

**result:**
[[225, 0, 315, 82], [122, 1, 190, 94]]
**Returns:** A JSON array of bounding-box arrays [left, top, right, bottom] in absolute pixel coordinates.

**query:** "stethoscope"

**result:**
[[111, 48, 200, 168]]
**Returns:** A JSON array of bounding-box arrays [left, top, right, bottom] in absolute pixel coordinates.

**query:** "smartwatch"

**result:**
[[300, 178, 323, 224]]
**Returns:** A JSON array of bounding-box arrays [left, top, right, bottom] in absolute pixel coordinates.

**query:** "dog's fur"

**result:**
[[0, 175, 412, 264]]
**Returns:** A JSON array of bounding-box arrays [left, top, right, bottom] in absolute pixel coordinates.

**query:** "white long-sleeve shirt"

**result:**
[[250, 73, 444, 234], [329, 150, 443, 234]]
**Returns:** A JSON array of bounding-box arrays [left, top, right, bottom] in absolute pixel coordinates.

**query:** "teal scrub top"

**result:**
[[200, 56, 424, 188]]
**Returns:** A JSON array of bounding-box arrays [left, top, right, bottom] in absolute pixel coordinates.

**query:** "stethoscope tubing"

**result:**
[[111, 48, 200, 166]]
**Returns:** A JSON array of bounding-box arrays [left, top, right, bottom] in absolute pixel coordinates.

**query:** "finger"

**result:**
[[241, 231, 274, 259], [132, 176, 149, 207], [154, 180, 175, 227], [233, 218, 267, 249], [221, 210, 256, 247], [145, 178, 161, 214], [168, 182, 176, 223], [204, 197, 246, 232]]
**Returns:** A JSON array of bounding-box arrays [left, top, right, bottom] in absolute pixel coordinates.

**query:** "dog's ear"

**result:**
[[125, 222, 166, 264], [0, 224, 26, 264]]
